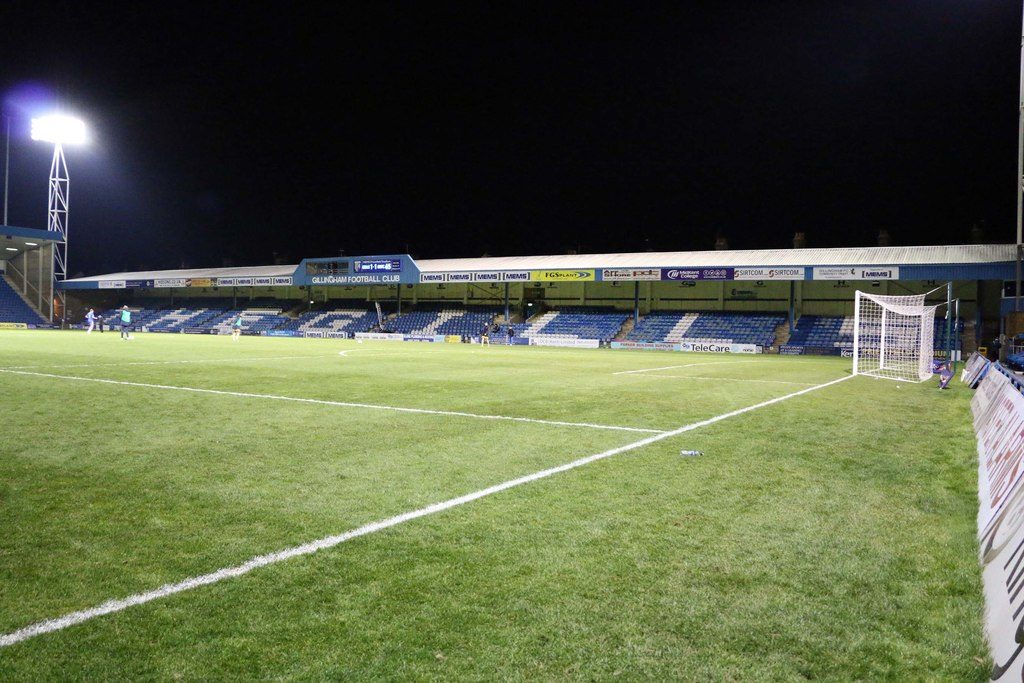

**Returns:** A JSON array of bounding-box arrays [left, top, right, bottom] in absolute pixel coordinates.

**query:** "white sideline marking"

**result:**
[[641, 374, 817, 386], [0, 369, 663, 435], [0, 373, 853, 648], [612, 360, 763, 375], [3, 347, 396, 371], [4, 355, 338, 370]]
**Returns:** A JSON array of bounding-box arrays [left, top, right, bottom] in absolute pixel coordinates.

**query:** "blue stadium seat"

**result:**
[[0, 278, 46, 324]]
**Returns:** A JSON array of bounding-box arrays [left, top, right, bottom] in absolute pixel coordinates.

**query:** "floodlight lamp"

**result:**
[[31, 115, 87, 145]]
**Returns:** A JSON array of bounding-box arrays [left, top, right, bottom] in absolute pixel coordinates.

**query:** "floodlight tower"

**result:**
[[31, 114, 86, 323]]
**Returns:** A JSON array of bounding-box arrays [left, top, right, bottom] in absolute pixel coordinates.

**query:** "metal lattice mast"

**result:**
[[48, 143, 69, 320], [32, 114, 85, 325]]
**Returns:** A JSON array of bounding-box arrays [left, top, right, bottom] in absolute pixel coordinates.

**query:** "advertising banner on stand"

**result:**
[[530, 270, 596, 282], [812, 266, 899, 280], [660, 268, 733, 281], [733, 268, 804, 280], [601, 269, 661, 282]]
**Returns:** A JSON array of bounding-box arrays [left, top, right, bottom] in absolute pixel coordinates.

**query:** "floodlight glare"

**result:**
[[31, 115, 87, 145]]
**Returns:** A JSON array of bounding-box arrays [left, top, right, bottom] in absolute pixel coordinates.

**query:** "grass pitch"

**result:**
[[0, 331, 987, 679]]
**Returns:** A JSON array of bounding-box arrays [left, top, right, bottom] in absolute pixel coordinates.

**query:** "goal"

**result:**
[[852, 290, 938, 382]]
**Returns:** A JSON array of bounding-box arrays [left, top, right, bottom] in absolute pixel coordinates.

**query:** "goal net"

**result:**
[[853, 290, 938, 382]]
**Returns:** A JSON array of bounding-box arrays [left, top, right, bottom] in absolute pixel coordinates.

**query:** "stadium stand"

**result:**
[[0, 278, 46, 324], [627, 311, 783, 347], [142, 302, 233, 333], [96, 305, 167, 331], [388, 306, 501, 337], [277, 308, 376, 336], [433, 307, 502, 337], [485, 322, 530, 344], [517, 307, 629, 343], [676, 312, 785, 346], [204, 306, 291, 334], [625, 312, 699, 342], [785, 315, 854, 351], [933, 316, 964, 352], [783, 315, 962, 354]]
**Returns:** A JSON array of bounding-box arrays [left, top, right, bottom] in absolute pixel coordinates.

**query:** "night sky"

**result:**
[[1, 1, 1019, 277]]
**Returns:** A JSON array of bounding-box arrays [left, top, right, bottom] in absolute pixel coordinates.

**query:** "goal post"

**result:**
[[852, 290, 938, 382]]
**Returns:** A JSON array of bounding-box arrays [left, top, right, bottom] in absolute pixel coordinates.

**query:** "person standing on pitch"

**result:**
[[118, 305, 132, 340], [232, 312, 244, 341], [85, 308, 95, 334], [480, 323, 489, 346]]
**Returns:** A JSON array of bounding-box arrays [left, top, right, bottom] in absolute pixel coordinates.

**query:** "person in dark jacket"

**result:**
[[990, 335, 1002, 362]]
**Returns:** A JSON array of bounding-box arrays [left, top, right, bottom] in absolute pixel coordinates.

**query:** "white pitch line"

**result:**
[[3, 354, 339, 371], [0, 373, 853, 648], [1, 347, 396, 371], [612, 360, 764, 375], [0, 368, 664, 434], [640, 374, 818, 386]]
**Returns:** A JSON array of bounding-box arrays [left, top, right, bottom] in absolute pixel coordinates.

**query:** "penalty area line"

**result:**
[[0, 373, 853, 649], [0, 368, 664, 435]]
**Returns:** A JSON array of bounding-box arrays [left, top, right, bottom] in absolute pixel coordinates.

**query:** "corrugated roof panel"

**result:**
[[415, 244, 1015, 271], [64, 264, 298, 283], [62, 244, 1017, 283]]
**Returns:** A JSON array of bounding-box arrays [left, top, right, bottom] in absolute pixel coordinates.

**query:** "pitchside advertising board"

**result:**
[[680, 342, 760, 354], [610, 341, 681, 351], [528, 337, 600, 348], [967, 364, 1024, 680], [961, 352, 991, 389], [609, 340, 761, 353], [779, 345, 852, 357]]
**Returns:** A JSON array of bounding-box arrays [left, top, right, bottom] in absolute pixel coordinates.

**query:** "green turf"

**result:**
[[0, 331, 987, 679]]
